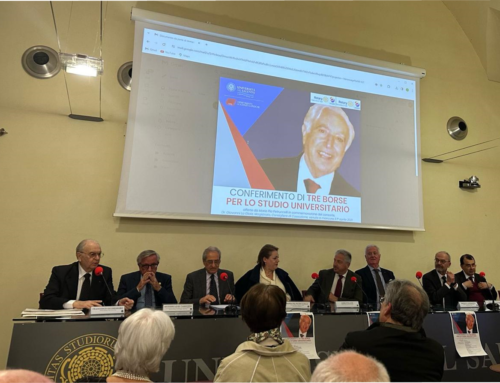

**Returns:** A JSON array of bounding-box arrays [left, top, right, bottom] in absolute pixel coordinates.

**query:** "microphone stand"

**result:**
[[483, 276, 499, 311], [221, 275, 238, 315]]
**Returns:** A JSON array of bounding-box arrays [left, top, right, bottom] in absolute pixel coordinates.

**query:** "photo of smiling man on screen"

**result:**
[[259, 104, 360, 197]]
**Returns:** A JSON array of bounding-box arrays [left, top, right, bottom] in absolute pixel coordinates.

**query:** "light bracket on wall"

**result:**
[[60, 53, 104, 77]]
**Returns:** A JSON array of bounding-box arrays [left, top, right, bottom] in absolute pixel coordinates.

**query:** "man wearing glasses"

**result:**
[[422, 251, 466, 310], [180, 246, 235, 305], [40, 239, 133, 310], [117, 250, 177, 310]]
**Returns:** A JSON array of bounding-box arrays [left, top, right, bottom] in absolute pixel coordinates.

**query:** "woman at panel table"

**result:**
[[235, 244, 302, 302]]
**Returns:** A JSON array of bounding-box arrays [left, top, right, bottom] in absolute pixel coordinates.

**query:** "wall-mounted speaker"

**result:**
[[117, 61, 132, 91], [447, 116, 468, 140], [21, 46, 61, 79]]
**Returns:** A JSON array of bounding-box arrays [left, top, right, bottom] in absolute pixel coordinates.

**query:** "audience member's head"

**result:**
[[114, 309, 175, 377], [311, 351, 390, 382], [241, 284, 286, 333], [380, 279, 429, 330], [0, 369, 52, 383]]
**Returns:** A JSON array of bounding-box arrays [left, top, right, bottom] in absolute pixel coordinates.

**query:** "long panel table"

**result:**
[[8, 310, 500, 382]]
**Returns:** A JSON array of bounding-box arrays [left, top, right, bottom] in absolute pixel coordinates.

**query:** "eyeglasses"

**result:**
[[205, 260, 220, 265], [140, 263, 159, 269], [79, 251, 103, 259], [434, 258, 449, 264]]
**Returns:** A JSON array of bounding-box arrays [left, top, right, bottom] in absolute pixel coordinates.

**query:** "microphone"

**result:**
[[415, 271, 423, 287], [310, 272, 330, 309], [351, 276, 373, 311], [479, 272, 498, 311], [219, 272, 237, 313], [94, 266, 113, 305]]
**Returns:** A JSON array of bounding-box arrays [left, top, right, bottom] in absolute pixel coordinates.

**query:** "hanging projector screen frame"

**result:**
[[115, 8, 426, 231]]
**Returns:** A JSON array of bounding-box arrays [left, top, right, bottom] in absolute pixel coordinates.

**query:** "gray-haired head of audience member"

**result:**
[[311, 350, 390, 382], [136, 250, 160, 264], [114, 309, 175, 377], [382, 279, 429, 331], [202, 246, 221, 262], [0, 369, 53, 383]]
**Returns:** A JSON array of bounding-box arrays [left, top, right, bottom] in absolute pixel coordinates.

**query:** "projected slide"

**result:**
[[116, 16, 425, 230], [211, 78, 361, 223]]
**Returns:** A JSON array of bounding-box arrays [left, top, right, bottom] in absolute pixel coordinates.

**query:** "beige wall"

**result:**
[[1, 1, 499, 369]]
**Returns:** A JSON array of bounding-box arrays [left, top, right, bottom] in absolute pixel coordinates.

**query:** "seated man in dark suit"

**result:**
[[303, 249, 363, 305], [455, 254, 497, 308], [180, 246, 235, 305], [340, 279, 444, 382], [423, 251, 466, 310], [117, 250, 177, 310], [355, 245, 395, 310], [39, 239, 133, 310], [259, 104, 360, 197]]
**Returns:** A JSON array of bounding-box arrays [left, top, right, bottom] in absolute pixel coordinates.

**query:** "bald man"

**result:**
[[0, 369, 52, 383], [259, 104, 360, 197], [40, 239, 133, 310], [311, 351, 389, 382]]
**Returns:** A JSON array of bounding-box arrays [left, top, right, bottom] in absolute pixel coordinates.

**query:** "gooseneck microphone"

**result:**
[[310, 272, 331, 310], [220, 272, 237, 314], [351, 276, 373, 311], [480, 272, 499, 311], [94, 266, 113, 305], [415, 271, 423, 287]]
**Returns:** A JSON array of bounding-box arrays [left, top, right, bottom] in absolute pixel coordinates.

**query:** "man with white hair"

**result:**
[[259, 104, 360, 197], [355, 245, 395, 309], [340, 279, 444, 382], [40, 239, 133, 310], [311, 350, 390, 382]]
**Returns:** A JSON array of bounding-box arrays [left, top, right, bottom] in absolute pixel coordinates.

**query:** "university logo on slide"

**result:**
[[45, 334, 117, 382]]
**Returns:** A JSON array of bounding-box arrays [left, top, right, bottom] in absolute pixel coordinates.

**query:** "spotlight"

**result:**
[[60, 53, 104, 77], [459, 176, 480, 189]]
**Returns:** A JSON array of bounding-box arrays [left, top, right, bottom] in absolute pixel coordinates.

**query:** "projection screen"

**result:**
[[115, 8, 426, 231]]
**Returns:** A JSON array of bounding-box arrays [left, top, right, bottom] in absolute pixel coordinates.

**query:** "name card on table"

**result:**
[[90, 306, 125, 315], [286, 301, 311, 312], [335, 301, 360, 312], [163, 304, 193, 313], [483, 300, 500, 311], [457, 302, 479, 311]]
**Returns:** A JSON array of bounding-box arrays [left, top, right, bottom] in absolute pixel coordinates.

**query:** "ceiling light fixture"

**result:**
[[60, 53, 104, 77]]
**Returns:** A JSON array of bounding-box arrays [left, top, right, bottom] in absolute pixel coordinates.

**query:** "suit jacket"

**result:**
[[454, 272, 498, 301], [39, 262, 115, 309], [117, 271, 177, 310], [340, 322, 444, 382], [423, 269, 467, 310], [305, 269, 363, 304], [235, 264, 302, 303], [259, 155, 361, 197], [355, 265, 395, 306], [180, 268, 235, 304]]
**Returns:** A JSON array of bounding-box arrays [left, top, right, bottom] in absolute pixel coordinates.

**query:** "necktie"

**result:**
[[334, 275, 344, 298], [300, 334, 304, 338], [304, 179, 321, 194], [374, 269, 386, 298], [80, 273, 91, 301], [145, 283, 153, 307], [210, 274, 219, 305]]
